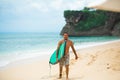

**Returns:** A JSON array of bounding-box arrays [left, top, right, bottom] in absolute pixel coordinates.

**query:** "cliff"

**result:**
[[60, 8, 120, 36]]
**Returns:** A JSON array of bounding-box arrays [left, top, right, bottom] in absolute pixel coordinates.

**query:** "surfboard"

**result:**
[[49, 41, 66, 65]]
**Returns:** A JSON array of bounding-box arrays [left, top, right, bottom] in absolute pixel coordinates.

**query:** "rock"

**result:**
[[60, 9, 120, 36], [112, 22, 120, 36]]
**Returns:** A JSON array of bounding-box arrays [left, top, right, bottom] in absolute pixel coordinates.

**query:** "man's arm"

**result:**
[[71, 41, 78, 60]]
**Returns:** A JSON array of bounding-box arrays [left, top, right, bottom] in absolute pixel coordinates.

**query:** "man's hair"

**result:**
[[63, 32, 68, 35]]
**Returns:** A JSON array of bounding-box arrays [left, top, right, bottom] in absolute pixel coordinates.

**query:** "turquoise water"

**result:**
[[0, 32, 60, 54], [0, 32, 120, 67]]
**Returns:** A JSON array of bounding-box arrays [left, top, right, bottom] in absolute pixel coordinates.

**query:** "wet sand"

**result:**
[[0, 40, 120, 80]]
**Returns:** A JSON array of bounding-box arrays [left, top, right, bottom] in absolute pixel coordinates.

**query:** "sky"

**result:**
[[0, 0, 106, 33]]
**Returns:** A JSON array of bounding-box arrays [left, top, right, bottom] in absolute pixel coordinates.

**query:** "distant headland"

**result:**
[[60, 8, 120, 36]]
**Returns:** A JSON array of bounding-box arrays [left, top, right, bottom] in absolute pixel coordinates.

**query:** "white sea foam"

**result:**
[[0, 33, 120, 68]]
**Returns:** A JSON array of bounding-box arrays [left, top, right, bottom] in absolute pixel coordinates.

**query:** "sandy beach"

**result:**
[[0, 40, 120, 80]]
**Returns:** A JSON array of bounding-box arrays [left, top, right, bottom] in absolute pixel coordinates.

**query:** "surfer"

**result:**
[[56, 32, 78, 80]]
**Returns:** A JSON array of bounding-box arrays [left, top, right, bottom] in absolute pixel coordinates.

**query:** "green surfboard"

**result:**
[[49, 41, 66, 65]]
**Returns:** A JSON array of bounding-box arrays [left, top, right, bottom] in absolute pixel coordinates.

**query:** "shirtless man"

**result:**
[[56, 32, 78, 80]]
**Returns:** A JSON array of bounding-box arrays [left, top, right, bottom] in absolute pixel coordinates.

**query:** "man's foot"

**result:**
[[66, 78, 69, 80], [58, 74, 62, 79]]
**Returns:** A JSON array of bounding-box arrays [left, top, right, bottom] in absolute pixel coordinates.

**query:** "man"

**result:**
[[56, 32, 78, 80]]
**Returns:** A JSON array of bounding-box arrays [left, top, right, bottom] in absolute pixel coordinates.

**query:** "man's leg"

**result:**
[[65, 65, 69, 80], [59, 63, 63, 78]]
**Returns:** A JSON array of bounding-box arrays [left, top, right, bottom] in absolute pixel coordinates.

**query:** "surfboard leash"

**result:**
[[49, 62, 52, 77]]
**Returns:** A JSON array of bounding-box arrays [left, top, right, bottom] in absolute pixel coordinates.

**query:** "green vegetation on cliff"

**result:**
[[64, 8, 108, 31]]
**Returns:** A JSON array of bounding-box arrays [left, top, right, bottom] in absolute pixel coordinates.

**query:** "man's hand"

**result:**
[[75, 56, 78, 60], [71, 42, 78, 60]]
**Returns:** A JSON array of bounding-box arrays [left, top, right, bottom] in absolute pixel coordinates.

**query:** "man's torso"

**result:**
[[59, 39, 72, 55]]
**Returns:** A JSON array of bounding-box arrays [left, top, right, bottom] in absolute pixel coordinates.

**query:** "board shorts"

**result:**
[[59, 54, 69, 66]]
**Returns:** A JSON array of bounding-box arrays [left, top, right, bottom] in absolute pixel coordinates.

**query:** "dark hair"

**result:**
[[63, 32, 68, 35]]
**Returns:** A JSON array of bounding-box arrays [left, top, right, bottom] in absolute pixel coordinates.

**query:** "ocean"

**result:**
[[0, 32, 120, 67]]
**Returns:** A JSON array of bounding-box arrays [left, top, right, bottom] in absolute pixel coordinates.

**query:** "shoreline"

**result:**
[[0, 54, 50, 70], [0, 33, 120, 68], [0, 39, 120, 69], [76, 39, 120, 49], [0, 39, 120, 80]]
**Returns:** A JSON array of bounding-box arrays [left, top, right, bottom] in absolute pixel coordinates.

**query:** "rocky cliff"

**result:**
[[60, 8, 120, 36]]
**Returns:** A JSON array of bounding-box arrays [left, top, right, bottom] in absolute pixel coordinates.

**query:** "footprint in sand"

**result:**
[[117, 50, 120, 53], [70, 59, 76, 65], [54, 76, 83, 80], [41, 73, 84, 80], [87, 54, 97, 65], [40, 75, 56, 79]]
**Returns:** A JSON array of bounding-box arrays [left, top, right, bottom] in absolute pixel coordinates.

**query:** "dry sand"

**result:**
[[0, 40, 120, 80]]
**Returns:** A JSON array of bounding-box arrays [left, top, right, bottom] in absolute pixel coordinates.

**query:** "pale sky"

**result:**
[[0, 0, 106, 32]]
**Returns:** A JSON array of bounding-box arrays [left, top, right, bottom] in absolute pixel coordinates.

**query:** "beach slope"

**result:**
[[0, 40, 120, 80]]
